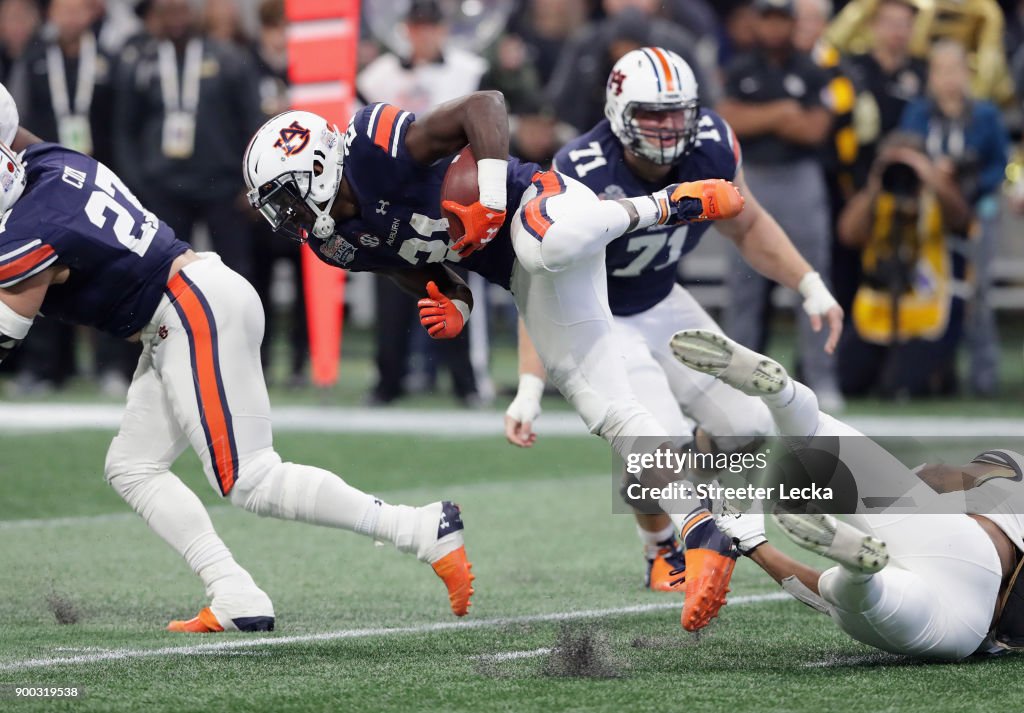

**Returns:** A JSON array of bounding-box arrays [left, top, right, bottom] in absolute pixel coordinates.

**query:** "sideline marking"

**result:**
[[0, 593, 789, 672], [0, 404, 1018, 437]]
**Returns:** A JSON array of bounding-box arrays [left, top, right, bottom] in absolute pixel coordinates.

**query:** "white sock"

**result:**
[[199, 558, 261, 599], [637, 522, 676, 560], [762, 379, 796, 409], [762, 380, 821, 438], [229, 455, 422, 554], [371, 502, 421, 553], [819, 566, 879, 611], [619, 194, 667, 231], [668, 507, 710, 536], [109, 470, 252, 587]]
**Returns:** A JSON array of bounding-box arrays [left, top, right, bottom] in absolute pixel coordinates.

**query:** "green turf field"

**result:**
[[1, 430, 1023, 713]]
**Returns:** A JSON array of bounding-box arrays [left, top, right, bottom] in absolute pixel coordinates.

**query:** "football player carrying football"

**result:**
[[243, 90, 742, 631], [671, 328, 1023, 660], [504, 48, 843, 593], [0, 98, 473, 633]]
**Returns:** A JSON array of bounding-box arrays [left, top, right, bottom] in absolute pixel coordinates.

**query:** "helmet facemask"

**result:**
[[244, 113, 344, 243], [248, 171, 318, 242], [621, 99, 700, 166]]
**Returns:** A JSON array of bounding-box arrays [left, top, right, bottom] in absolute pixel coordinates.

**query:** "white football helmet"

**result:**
[[0, 82, 19, 147], [0, 141, 26, 214], [242, 110, 344, 242], [605, 47, 700, 165]]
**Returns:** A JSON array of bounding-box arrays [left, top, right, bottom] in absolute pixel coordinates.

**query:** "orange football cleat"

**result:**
[[419, 501, 475, 617], [431, 545, 475, 616], [669, 179, 745, 222], [645, 540, 686, 592], [679, 512, 738, 632], [167, 607, 225, 633], [166, 594, 275, 633]]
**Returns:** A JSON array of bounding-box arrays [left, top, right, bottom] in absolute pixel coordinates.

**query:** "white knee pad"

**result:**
[[512, 226, 559, 274], [598, 398, 660, 442], [227, 448, 298, 518], [104, 438, 166, 502], [535, 223, 591, 273]]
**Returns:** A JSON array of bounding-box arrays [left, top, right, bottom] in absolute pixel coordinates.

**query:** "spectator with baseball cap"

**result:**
[[718, 0, 843, 411]]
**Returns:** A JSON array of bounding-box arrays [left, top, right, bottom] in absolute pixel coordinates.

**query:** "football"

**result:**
[[441, 145, 477, 241]]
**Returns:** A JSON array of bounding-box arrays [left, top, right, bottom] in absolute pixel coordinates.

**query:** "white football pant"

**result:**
[[613, 284, 775, 446], [765, 381, 1002, 659], [509, 171, 672, 459], [104, 254, 429, 612]]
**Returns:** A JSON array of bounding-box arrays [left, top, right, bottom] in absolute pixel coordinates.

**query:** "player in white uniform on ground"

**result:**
[[0, 93, 473, 633], [504, 48, 843, 592], [670, 328, 1022, 659]]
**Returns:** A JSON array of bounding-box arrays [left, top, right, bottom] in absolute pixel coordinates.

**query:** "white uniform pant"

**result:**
[[613, 284, 775, 444], [509, 172, 670, 459], [105, 254, 273, 497], [799, 407, 1002, 659]]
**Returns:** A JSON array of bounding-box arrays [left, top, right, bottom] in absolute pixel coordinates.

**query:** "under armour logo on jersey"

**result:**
[[376, 200, 390, 215], [608, 69, 627, 96], [158, 325, 168, 340], [273, 121, 311, 156]]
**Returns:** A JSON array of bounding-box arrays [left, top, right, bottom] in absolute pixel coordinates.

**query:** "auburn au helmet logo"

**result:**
[[274, 121, 311, 156], [608, 69, 627, 96]]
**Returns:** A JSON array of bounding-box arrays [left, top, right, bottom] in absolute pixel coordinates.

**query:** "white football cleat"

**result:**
[[773, 512, 889, 575], [415, 501, 475, 617], [670, 329, 789, 396]]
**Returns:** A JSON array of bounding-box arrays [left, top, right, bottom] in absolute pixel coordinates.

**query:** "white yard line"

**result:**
[[470, 647, 553, 662], [0, 593, 789, 672], [0, 403, 1020, 437], [0, 508, 232, 531]]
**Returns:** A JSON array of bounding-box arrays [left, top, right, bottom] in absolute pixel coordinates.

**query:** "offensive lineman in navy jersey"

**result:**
[[504, 48, 844, 594], [244, 90, 748, 631], [0, 104, 476, 632]]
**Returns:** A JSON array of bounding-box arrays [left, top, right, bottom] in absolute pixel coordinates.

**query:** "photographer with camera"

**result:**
[[835, 132, 971, 398], [899, 39, 1009, 396]]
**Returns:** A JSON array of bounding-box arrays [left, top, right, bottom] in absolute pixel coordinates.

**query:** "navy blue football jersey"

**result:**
[[308, 103, 538, 290], [553, 110, 742, 316], [0, 143, 189, 337]]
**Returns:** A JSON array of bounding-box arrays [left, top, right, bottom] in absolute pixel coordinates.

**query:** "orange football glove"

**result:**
[[442, 200, 506, 258], [666, 179, 745, 223], [417, 281, 469, 339]]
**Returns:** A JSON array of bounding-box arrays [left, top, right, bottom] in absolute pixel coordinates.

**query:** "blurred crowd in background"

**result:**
[[1, 0, 1023, 407]]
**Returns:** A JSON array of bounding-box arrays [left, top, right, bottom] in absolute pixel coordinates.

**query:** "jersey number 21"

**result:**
[[75, 163, 159, 257]]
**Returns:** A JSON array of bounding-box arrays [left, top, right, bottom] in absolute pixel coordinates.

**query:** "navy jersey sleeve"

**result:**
[[347, 103, 417, 163], [342, 103, 419, 200], [0, 220, 58, 288]]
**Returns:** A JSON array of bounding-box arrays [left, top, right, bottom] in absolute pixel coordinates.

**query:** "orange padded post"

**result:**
[[286, 0, 359, 388]]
